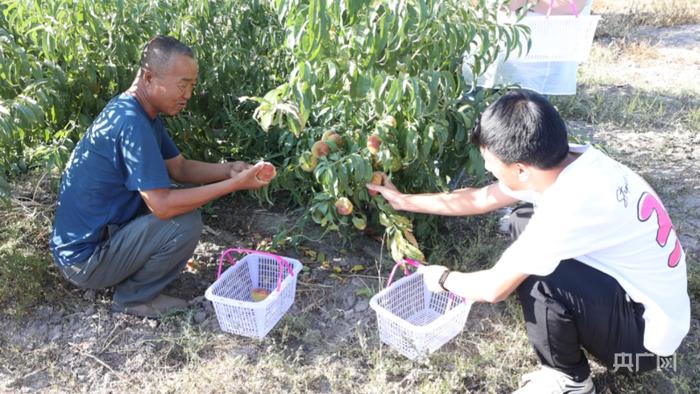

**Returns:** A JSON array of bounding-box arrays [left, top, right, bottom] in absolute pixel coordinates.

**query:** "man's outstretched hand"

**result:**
[[417, 264, 450, 293], [366, 172, 406, 210]]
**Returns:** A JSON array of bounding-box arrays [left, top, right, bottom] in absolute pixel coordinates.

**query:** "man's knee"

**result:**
[[516, 274, 539, 301], [172, 209, 203, 241], [515, 266, 576, 310]]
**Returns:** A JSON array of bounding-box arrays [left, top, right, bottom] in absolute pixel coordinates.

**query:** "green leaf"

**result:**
[[352, 216, 366, 230]]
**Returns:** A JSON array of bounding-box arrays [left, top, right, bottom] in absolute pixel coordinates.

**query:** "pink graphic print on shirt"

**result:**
[[637, 192, 682, 268]]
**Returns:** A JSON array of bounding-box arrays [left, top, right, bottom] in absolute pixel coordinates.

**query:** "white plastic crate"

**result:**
[[513, 14, 601, 63], [370, 260, 472, 361], [205, 248, 303, 339]]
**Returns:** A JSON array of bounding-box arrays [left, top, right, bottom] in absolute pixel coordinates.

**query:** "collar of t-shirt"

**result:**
[[497, 143, 591, 205]]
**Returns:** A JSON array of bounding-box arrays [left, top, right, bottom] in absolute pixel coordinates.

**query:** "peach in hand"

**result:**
[[255, 162, 276, 182], [368, 171, 383, 197]]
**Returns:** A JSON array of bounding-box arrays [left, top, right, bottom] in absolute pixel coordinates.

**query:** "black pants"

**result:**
[[510, 204, 657, 381]]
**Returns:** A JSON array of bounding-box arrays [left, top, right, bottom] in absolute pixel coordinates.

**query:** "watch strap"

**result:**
[[438, 269, 451, 292]]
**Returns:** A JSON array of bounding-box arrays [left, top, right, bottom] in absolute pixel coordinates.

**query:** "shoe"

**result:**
[[112, 294, 188, 318], [512, 367, 595, 394], [497, 207, 513, 234]]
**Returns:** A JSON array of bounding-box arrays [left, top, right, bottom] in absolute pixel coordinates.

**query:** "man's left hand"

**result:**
[[417, 264, 449, 293], [229, 161, 252, 177]]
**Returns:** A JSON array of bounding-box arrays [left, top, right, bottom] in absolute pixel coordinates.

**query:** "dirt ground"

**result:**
[[1, 23, 698, 394]]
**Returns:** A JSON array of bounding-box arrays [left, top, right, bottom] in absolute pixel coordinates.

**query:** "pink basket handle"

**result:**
[[546, 0, 580, 17], [387, 258, 467, 309], [386, 258, 422, 287], [217, 248, 295, 292]]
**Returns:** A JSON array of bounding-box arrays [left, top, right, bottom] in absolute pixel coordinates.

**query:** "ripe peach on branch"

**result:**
[[335, 197, 353, 216], [312, 141, 330, 158], [367, 134, 381, 155], [322, 130, 344, 149], [299, 151, 318, 172]]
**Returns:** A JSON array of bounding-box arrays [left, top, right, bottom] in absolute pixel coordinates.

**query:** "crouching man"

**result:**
[[50, 36, 275, 318], [367, 89, 690, 393]]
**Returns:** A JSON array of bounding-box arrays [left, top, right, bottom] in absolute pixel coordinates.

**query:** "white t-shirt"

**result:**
[[495, 145, 690, 356], [463, 1, 593, 95]]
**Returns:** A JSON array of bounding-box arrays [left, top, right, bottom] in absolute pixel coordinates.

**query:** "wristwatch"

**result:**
[[438, 269, 451, 292]]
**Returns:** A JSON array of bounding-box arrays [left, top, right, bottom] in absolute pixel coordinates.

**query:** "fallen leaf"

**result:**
[[301, 247, 317, 259], [356, 287, 374, 298], [329, 273, 346, 283], [186, 259, 199, 273]]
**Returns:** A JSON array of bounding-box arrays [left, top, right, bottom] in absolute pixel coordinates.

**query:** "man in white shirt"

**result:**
[[366, 89, 689, 394]]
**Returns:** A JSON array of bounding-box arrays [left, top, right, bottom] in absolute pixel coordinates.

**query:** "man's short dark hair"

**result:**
[[140, 35, 195, 73], [470, 89, 569, 169]]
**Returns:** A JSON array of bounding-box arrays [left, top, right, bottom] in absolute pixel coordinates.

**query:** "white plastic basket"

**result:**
[[205, 248, 303, 339], [513, 14, 601, 63], [370, 259, 472, 361]]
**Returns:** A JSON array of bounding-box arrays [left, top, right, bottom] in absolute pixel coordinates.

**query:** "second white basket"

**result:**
[[513, 14, 601, 63], [370, 260, 472, 361], [205, 248, 303, 339]]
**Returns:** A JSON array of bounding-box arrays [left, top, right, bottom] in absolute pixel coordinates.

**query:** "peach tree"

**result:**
[[0, 0, 288, 197], [251, 0, 526, 262]]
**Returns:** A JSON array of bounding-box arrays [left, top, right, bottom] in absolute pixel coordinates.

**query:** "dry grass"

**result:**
[[0, 173, 65, 316], [588, 39, 661, 63], [553, 86, 700, 131], [619, 40, 661, 62], [594, 0, 700, 39]]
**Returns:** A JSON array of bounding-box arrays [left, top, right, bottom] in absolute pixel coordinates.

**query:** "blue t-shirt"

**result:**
[[50, 93, 180, 266]]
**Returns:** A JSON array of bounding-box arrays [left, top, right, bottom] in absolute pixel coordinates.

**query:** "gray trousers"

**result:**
[[59, 210, 202, 307]]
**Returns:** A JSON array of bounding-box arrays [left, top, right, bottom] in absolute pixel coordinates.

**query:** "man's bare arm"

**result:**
[[367, 178, 518, 216]]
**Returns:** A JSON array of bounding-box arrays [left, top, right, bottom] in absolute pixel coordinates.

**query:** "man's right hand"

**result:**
[[366, 178, 518, 216], [366, 173, 407, 211]]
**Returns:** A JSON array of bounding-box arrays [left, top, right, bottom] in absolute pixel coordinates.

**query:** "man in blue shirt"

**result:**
[[50, 35, 275, 318]]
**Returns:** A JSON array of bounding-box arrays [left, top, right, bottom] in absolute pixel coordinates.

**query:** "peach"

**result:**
[[335, 197, 353, 216], [382, 115, 397, 128], [251, 287, 270, 302], [369, 171, 383, 197], [322, 130, 344, 148], [299, 151, 318, 172], [255, 162, 276, 182], [311, 140, 330, 158], [367, 134, 381, 155]]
